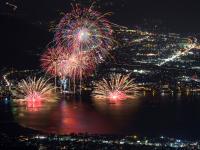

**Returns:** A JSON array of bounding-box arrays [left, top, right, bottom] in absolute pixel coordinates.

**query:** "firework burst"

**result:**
[[57, 51, 96, 78], [55, 4, 114, 61], [17, 77, 58, 103], [93, 74, 139, 101], [40, 4, 115, 94], [40, 47, 65, 76]]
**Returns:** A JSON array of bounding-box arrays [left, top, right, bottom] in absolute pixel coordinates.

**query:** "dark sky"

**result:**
[[1, 0, 200, 69], [1, 0, 200, 30]]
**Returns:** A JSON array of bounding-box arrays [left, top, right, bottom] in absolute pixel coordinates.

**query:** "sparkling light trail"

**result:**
[[93, 73, 140, 101], [17, 77, 58, 106]]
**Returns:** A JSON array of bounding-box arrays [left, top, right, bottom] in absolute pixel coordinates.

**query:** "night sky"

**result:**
[[1, 0, 200, 69]]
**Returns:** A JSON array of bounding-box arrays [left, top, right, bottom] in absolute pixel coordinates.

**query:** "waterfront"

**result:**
[[0, 94, 198, 140]]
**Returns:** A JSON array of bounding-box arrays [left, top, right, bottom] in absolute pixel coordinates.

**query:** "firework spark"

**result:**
[[41, 47, 65, 76], [55, 4, 114, 61], [93, 74, 139, 101], [57, 51, 96, 78], [41, 47, 97, 78], [17, 77, 58, 104]]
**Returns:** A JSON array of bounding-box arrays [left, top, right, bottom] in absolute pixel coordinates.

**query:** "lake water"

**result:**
[[9, 94, 200, 139]]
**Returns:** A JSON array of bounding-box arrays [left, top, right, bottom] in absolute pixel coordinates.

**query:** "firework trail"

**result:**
[[56, 51, 97, 93], [17, 77, 58, 104], [57, 51, 96, 78], [41, 47, 66, 77], [93, 74, 139, 101]]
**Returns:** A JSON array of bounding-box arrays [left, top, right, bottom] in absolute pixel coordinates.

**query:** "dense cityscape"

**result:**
[[1, 132, 200, 149]]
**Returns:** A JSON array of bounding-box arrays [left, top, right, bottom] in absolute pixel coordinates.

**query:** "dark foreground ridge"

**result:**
[[0, 124, 199, 150]]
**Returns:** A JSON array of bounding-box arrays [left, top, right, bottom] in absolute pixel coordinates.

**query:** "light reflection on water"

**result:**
[[11, 94, 200, 138]]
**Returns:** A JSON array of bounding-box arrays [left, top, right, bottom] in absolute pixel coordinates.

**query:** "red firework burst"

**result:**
[[93, 74, 140, 101], [40, 47, 65, 76], [57, 51, 96, 78], [55, 4, 114, 61], [17, 77, 58, 111]]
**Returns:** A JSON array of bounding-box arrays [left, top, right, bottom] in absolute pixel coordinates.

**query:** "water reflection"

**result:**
[[12, 95, 141, 134], [26, 100, 42, 112], [11, 94, 200, 138], [13, 99, 46, 112]]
